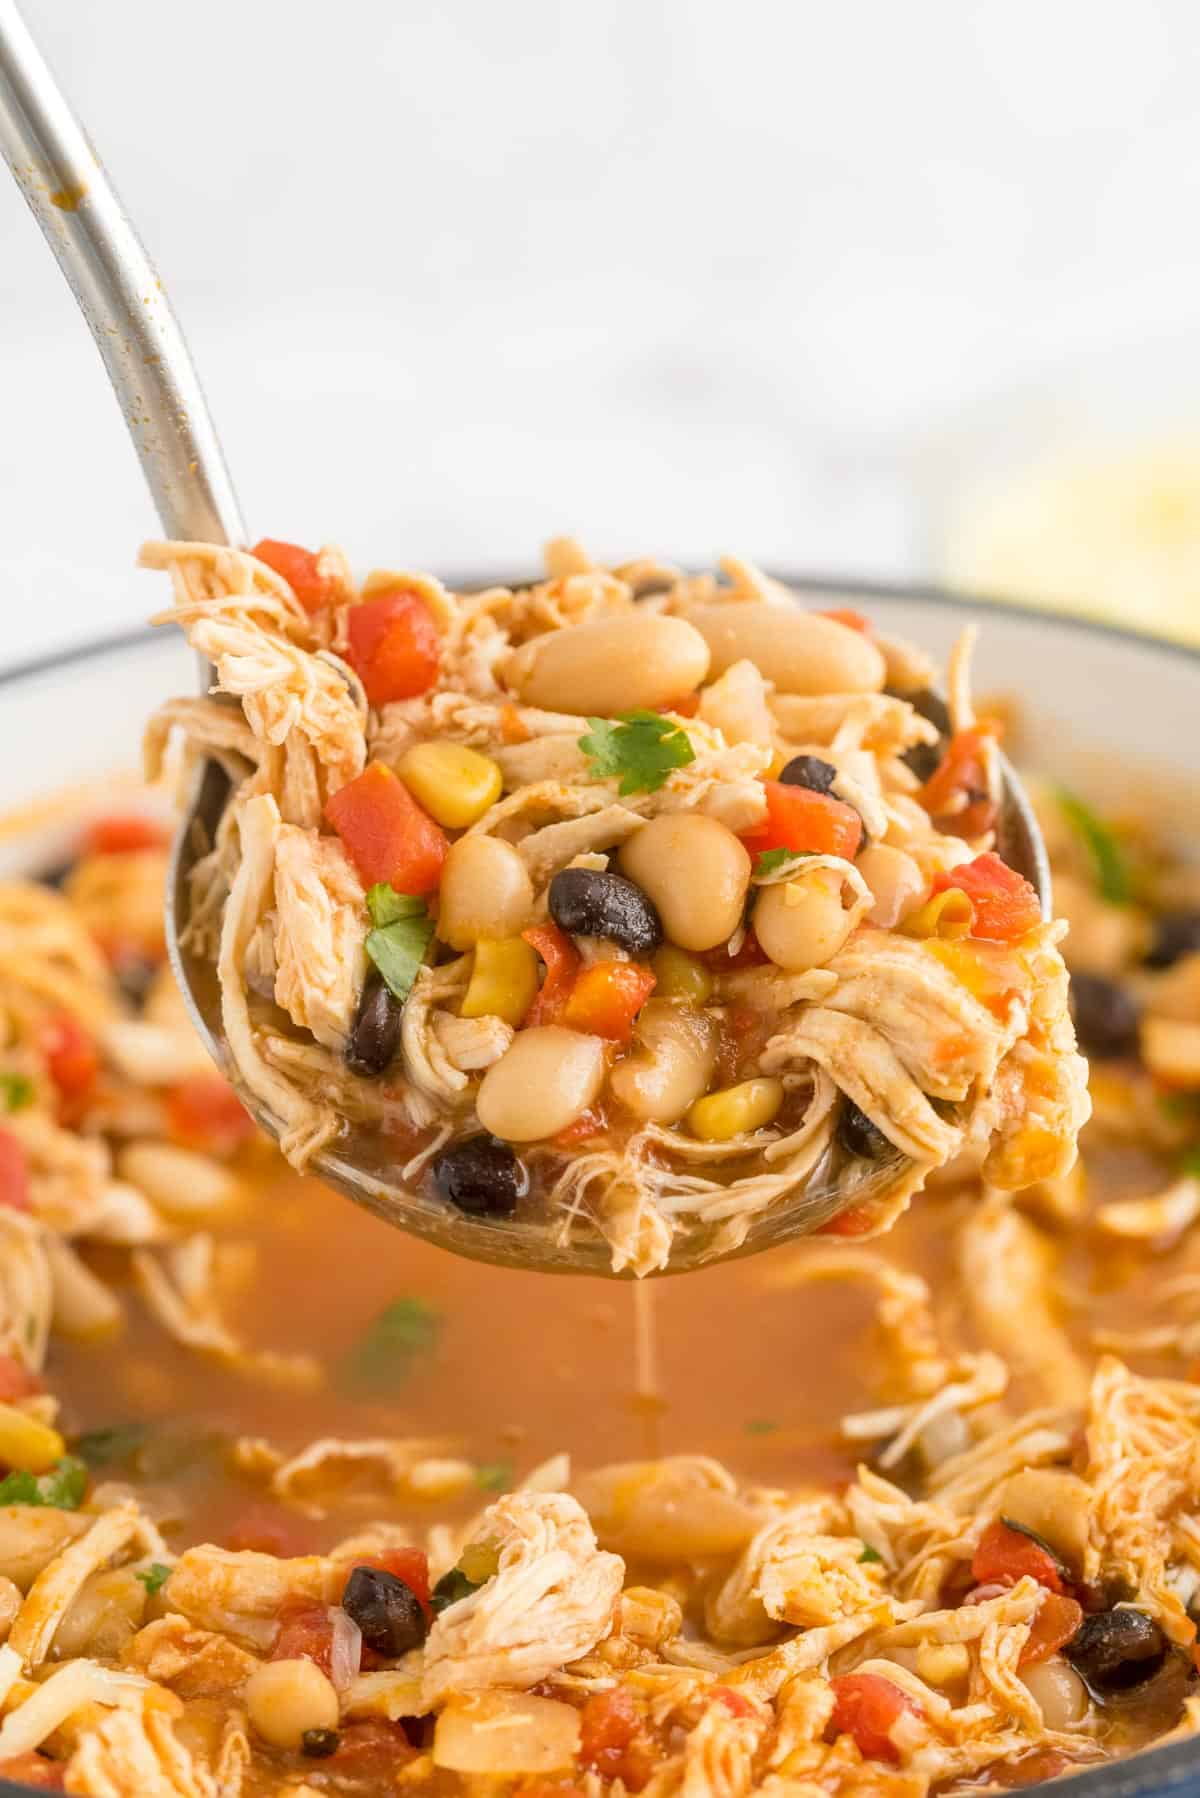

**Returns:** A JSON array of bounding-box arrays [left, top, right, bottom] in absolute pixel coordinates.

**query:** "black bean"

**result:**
[[430, 1135, 529, 1218], [778, 754, 837, 795], [837, 1100, 892, 1160], [342, 1565, 428, 1658], [345, 975, 403, 1076], [1069, 974, 1140, 1060], [301, 1728, 340, 1758], [1066, 1608, 1167, 1693], [1145, 911, 1200, 969], [548, 868, 662, 956], [890, 686, 949, 782]]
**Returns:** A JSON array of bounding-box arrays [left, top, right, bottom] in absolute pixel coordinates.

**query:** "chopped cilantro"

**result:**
[[0, 1072, 33, 1112], [0, 1455, 88, 1509], [858, 1544, 883, 1564], [579, 710, 696, 795], [364, 884, 434, 1005], [135, 1562, 171, 1596], [1054, 788, 1131, 906], [73, 1423, 150, 1468], [430, 1566, 481, 1614], [744, 1418, 779, 1436], [1179, 1146, 1200, 1178], [342, 1297, 441, 1391], [476, 1460, 513, 1493], [754, 847, 814, 879]]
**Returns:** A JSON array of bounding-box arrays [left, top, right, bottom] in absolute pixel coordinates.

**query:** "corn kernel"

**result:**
[[652, 945, 714, 1005], [0, 1404, 65, 1474], [687, 1077, 783, 1142], [916, 1641, 970, 1686], [397, 742, 503, 829], [460, 938, 540, 1027], [458, 1539, 501, 1584], [902, 889, 975, 940]]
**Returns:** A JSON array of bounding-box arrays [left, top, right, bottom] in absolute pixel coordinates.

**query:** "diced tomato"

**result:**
[[740, 781, 863, 861], [345, 1547, 432, 1618], [83, 814, 168, 855], [227, 1506, 314, 1557], [325, 762, 448, 896], [561, 962, 656, 1042], [331, 1719, 418, 1771], [0, 1130, 30, 1213], [710, 1686, 756, 1719], [39, 1012, 98, 1120], [817, 607, 871, 633], [829, 1672, 923, 1763], [579, 1689, 654, 1791], [521, 924, 582, 1027], [166, 1075, 254, 1158], [931, 853, 1042, 945], [698, 930, 768, 971], [971, 1520, 1063, 1594], [272, 1596, 335, 1675], [0, 1754, 65, 1789], [250, 538, 334, 613], [0, 1355, 42, 1402], [662, 691, 700, 717], [1019, 1592, 1083, 1666], [919, 725, 1000, 835], [817, 1200, 881, 1237], [345, 590, 441, 707]]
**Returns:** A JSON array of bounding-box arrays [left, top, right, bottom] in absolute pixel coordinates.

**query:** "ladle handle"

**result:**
[[0, 0, 244, 546]]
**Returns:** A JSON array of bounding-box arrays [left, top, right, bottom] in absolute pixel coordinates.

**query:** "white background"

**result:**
[[4, 0, 1200, 661]]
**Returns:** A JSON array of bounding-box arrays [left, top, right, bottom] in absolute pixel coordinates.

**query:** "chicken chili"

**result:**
[[143, 538, 1088, 1272], [0, 771, 1196, 1792]]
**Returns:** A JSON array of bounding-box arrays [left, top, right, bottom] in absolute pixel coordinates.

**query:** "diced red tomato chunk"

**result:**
[[39, 1012, 98, 1118], [1019, 1592, 1083, 1666], [0, 1355, 42, 1402], [561, 961, 656, 1042], [521, 924, 582, 1027], [325, 763, 448, 896], [711, 1685, 756, 1718], [919, 725, 999, 835], [166, 1075, 254, 1158], [740, 781, 863, 862], [931, 853, 1042, 944], [226, 1506, 314, 1557], [83, 814, 168, 855], [971, 1520, 1063, 1594], [0, 1753, 65, 1789], [579, 1688, 654, 1791], [0, 1130, 30, 1213], [345, 590, 441, 707], [331, 1719, 418, 1771], [271, 1596, 335, 1675], [250, 539, 334, 613], [829, 1672, 923, 1763]]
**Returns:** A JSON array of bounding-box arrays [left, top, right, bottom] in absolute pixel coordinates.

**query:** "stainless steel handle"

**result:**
[[0, 0, 244, 546]]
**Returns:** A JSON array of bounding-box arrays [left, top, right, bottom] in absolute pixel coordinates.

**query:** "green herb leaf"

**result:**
[[430, 1566, 481, 1614], [135, 1562, 171, 1596], [753, 847, 815, 879], [744, 1418, 780, 1436], [1055, 788, 1131, 906], [0, 1455, 88, 1510], [1179, 1145, 1200, 1178], [476, 1460, 513, 1493], [858, 1544, 883, 1564], [364, 885, 434, 1005], [579, 710, 696, 796], [0, 1072, 34, 1113], [73, 1424, 151, 1468], [342, 1297, 442, 1391]]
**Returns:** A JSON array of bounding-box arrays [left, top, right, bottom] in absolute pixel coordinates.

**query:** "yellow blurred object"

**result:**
[[460, 938, 539, 1027], [687, 1078, 783, 1142], [943, 438, 1200, 646], [397, 742, 503, 829], [0, 1405, 65, 1474], [902, 889, 975, 940]]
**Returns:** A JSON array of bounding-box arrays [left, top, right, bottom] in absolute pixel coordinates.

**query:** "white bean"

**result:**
[[686, 604, 885, 694], [610, 1000, 718, 1125], [856, 844, 925, 928], [997, 1468, 1092, 1569], [116, 1142, 240, 1221], [619, 815, 751, 952], [754, 870, 856, 972], [437, 835, 534, 951], [476, 1026, 606, 1141], [245, 1657, 340, 1749], [1020, 1656, 1088, 1728], [505, 613, 710, 716]]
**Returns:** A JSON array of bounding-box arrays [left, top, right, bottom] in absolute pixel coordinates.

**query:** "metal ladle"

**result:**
[[0, 1, 1050, 1275]]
